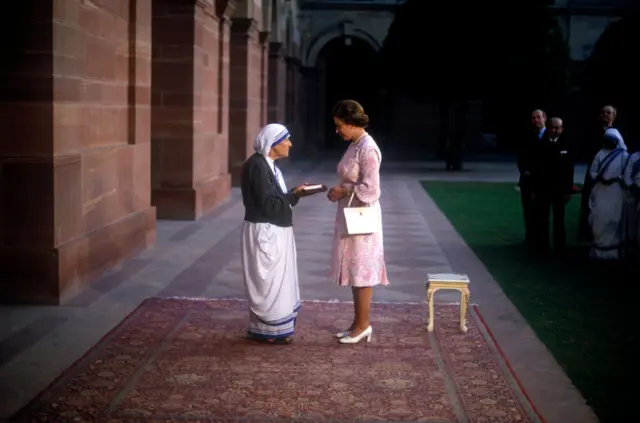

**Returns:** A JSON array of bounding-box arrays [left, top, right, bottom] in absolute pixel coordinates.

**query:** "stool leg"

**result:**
[[460, 289, 469, 333], [427, 288, 435, 332], [425, 284, 430, 329]]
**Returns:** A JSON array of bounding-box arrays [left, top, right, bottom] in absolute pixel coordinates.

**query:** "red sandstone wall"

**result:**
[[229, 18, 267, 185], [268, 43, 287, 124], [194, 5, 232, 215], [0, 0, 156, 304], [151, 0, 231, 219], [0, 0, 308, 303], [286, 57, 305, 156]]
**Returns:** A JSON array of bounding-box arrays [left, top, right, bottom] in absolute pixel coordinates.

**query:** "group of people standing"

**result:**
[[237, 100, 640, 346], [519, 105, 640, 260], [518, 109, 574, 253], [239, 99, 388, 345]]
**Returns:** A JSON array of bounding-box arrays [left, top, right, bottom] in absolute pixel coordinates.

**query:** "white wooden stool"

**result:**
[[426, 273, 471, 333]]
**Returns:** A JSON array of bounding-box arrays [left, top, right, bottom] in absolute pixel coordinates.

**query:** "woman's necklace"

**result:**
[[353, 131, 368, 144]]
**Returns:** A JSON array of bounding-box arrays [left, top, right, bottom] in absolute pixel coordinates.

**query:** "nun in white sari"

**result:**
[[588, 128, 629, 260], [623, 149, 640, 251], [240, 124, 306, 344]]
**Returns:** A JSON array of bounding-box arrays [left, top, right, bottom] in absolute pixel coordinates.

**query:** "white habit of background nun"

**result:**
[[623, 148, 640, 251], [239, 123, 303, 344], [588, 127, 629, 260]]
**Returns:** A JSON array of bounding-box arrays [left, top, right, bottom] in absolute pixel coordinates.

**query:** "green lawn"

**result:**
[[422, 181, 634, 423]]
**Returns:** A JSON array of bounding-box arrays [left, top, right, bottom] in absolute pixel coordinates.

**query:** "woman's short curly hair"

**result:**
[[332, 99, 369, 128]]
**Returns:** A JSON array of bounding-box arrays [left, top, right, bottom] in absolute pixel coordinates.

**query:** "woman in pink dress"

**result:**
[[327, 100, 389, 344]]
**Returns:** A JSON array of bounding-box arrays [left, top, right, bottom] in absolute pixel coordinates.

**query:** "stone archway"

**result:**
[[306, 27, 381, 68], [584, 13, 640, 147], [298, 23, 382, 154], [315, 36, 379, 151]]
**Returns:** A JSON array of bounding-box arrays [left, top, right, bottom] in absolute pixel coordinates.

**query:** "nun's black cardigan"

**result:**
[[240, 153, 299, 227]]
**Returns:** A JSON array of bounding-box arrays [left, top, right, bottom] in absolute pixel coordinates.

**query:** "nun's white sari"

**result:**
[[623, 151, 640, 251], [588, 129, 629, 260], [242, 221, 300, 340], [241, 124, 300, 341]]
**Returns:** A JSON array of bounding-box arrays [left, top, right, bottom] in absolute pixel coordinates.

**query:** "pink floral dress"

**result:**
[[331, 134, 389, 287]]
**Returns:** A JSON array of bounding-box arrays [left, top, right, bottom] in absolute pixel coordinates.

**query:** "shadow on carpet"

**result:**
[[12, 298, 543, 423]]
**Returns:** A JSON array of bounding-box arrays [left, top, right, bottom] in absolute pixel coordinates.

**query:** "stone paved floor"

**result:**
[[0, 160, 597, 423]]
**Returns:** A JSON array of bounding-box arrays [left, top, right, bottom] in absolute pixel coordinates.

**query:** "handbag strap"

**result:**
[[346, 190, 370, 208], [347, 191, 355, 207]]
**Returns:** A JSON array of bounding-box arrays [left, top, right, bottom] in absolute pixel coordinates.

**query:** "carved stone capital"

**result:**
[[259, 31, 270, 46], [196, 0, 213, 8], [230, 17, 257, 36], [285, 56, 301, 67], [269, 42, 284, 58], [215, 0, 237, 20], [196, 0, 217, 19]]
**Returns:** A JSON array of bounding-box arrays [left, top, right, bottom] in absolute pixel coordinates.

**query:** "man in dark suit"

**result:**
[[530, 117, 574, 253], [518, 109, 547, 246]]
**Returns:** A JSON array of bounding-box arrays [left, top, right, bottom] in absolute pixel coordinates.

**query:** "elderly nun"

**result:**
[[623, 147, 640, 254], [240, 123, 307, 344], [588, 127, 629, 260]]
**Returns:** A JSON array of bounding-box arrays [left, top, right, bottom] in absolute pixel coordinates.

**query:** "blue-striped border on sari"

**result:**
[[595, 148, 624, 183], [248, 302, 302, 340]]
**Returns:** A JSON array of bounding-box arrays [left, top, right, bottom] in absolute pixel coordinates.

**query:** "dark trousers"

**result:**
[[534, 192, 567, 251], [578, 169, 594, 242], [520, 184, 535, 244]]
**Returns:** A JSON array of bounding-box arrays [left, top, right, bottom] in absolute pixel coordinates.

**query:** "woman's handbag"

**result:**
[[343, 191, 382, 235]]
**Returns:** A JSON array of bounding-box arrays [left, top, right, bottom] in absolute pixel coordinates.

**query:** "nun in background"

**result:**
[[240, 123, 308, 344], [623, 147, 640, 255], [588, 128, 629, 260], [578, 105, 618, 242]]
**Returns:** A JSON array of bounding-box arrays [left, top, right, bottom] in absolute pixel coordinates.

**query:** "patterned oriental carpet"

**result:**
[[12, 298, 544, 423]]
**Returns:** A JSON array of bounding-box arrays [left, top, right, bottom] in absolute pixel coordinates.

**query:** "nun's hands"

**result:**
[[292, 183, 310, 197]]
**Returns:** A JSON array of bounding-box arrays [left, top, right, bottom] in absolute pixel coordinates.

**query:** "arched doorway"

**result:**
[[379, 0, 568, 158], [584, 13, 640, 150], [316, 36, 379, 151]]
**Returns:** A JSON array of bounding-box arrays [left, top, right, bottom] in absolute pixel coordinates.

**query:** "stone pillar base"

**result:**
[[0, 207, 156, 305], [229, 161, 245, 187], [152, 174, 231, 220]]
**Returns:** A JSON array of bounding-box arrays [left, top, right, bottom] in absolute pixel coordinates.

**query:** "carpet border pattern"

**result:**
[[11, 298, 545, 423]]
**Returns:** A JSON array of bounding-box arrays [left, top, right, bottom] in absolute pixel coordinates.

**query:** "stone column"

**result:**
[[297, 61, 308, 154], [268, 42, 287, 123], [228, 17, 262, 185], [285, 56, 295, 125], [216, 1, 234, 137], [300, 66, 322, 157], [295, 61, 307, 154], [317, 63, 328, 152], [151, 0, 232, 220], [259, 32, 270, 127], [0, 0, 156, 304], [285, 56, 304, 157]]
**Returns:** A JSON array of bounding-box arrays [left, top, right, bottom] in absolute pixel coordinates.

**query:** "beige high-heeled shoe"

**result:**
[[338, 326, 372, 344], [335, 324, 355, 338]]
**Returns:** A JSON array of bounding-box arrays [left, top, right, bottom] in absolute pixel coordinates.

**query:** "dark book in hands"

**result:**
[[300, 184, 328, 196]]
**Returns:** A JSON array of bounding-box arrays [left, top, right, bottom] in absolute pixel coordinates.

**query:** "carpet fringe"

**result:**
[[159, 296, 478, 306]]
